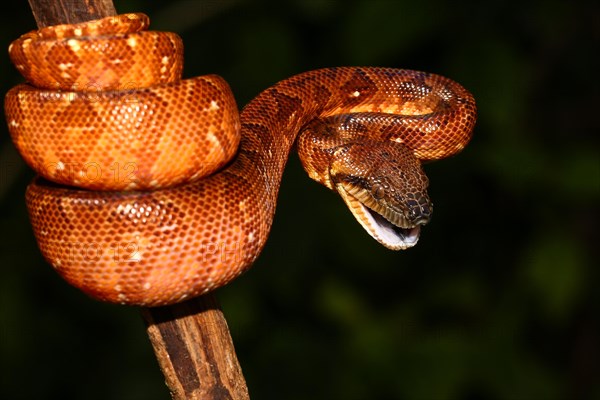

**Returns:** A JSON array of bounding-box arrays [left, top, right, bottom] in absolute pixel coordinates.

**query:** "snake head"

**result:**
[[330, 141, 432, 250]]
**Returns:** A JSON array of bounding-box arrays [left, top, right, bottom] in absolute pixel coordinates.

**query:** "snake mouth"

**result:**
[[336, 184, 421, 250]]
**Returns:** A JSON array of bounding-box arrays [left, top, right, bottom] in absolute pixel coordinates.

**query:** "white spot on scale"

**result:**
[[352, 90, 360, 97], [143, 282, 151, 290], [67, 39, 81, 52], [206, 130, 219, 147], [114, 284, 123, 292], [127, 37, 137, 47], [161, 56, 169, 64], [159, 224, 178, 233], [9, 120, 18, 127], [202, 101, 220, 112], [58, 63, 73, 71], [116, 203, 133, 215], [74, 28, 82, 36]]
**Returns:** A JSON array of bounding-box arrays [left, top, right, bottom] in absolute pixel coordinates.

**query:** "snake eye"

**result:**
[[372, 183, 385, 199]]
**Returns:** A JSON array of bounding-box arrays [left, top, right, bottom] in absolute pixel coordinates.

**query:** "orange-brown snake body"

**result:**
[[5, 14, 476, 306]]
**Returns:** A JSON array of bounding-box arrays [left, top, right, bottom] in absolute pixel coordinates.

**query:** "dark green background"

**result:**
[[0, 0, 597, 399]]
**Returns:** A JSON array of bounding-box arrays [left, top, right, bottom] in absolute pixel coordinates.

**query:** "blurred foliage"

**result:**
[[0, 0, 597, 399]]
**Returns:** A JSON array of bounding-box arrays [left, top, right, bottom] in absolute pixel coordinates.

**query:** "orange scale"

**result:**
[[17, 60, 475, 305]]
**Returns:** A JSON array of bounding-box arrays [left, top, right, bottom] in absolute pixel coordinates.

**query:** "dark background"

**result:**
[[0, 0, 597, 399]]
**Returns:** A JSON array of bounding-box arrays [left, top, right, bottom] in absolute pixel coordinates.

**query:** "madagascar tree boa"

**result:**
[[4, 14, 476, 306]]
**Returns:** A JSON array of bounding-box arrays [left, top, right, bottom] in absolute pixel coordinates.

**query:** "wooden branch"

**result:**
[[141, 296, 250, 400], [28, 0, 116, 27], [24, 0, 250, 399]]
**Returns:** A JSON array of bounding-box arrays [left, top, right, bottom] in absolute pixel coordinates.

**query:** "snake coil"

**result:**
[[5, 14, 476, 306]]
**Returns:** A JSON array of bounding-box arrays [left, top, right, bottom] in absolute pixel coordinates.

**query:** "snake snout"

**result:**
[[406, 195, 433, 226]]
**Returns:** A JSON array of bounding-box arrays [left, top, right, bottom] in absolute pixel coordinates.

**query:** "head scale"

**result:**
[[330, 140, 432, 250]]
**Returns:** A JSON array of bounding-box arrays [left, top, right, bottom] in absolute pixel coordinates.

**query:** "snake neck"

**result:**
[[229, 67, 475, 251], [232, 68, 387, 204]]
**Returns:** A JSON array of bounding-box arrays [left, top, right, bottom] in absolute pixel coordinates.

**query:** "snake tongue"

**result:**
[[336, 184, 420, 250]]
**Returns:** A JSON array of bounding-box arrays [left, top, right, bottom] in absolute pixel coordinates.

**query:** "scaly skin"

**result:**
[[5, 14, 477, 306]]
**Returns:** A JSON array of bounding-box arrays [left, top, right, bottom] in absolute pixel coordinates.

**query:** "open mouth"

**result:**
[[336, 184, 422, 250]]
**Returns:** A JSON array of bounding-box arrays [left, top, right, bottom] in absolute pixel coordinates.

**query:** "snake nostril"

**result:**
[[421, 204, 432, 217], [406, 199, 432, 223]]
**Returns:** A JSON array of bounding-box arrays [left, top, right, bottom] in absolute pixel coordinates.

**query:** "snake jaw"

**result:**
[[335, 183, 423, 250]]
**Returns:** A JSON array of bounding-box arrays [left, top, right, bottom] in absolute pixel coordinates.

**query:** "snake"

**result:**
[[4, 14, 476, 306]]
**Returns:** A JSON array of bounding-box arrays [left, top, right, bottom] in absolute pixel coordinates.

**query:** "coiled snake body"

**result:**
[[5, 14, 476, 306]]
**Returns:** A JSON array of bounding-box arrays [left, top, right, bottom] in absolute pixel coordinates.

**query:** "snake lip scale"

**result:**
[[5, 13, 477, 306], [335, 183, 424, 250]]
